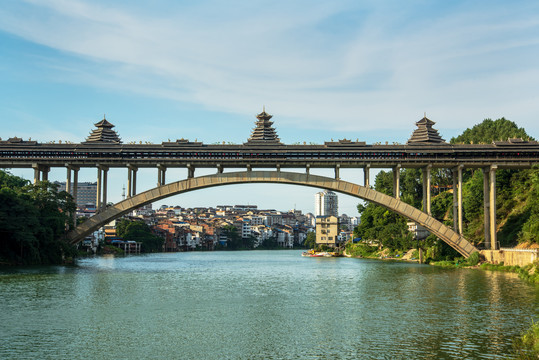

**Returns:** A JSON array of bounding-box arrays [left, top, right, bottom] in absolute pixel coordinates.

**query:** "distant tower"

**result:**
[[314, 190, 338, 217]]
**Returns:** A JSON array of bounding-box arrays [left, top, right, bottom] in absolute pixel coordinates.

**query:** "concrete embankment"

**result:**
[[481, 249, 539, 267]]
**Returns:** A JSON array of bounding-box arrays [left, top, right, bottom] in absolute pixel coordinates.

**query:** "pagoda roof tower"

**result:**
[[246, 108, 282, 145], [84, 116, 122, 143], [407, 116, 446, 144]]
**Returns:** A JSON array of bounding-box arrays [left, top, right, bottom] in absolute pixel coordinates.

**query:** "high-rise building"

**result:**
[[314, 190, 338, 217], [55, 181, 97, 208]]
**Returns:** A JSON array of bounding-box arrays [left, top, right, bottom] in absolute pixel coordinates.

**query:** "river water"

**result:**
[[0, 250, 537, 359]]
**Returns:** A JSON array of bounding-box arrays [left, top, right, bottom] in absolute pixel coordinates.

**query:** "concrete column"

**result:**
[[490, 165, 497, 250], [127, 165, 138, 196], [246, 164, 252, 172], [276, 164, 281, 172], [364, 164, 370, 187], [334, 165, 340, 180], [72, 167, 78, 225], [102, 166, 108, 208], [157, 164, 166, 186], [216, 164, 223, 174], [457, 165, 463, 234], [187, 164, 194, 178], [127, 167, 132, 198], [422, 165, 432, 215], [452, 168, 458, 233], [482, 167, 491, 248], [393, 164, 401, 199], [132, 167, 138, 196], [66, 166, 72, 195], [306, 164, 310, 175], [96, 167, 102, 210], [41, 166, 49, 181], [33, 165, 40, 184]]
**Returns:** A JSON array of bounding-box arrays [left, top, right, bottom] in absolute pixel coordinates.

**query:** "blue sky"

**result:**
[[1, 0, 539, 216]]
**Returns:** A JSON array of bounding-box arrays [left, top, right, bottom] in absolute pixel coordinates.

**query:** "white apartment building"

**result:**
[[314, 190, 338, 217]]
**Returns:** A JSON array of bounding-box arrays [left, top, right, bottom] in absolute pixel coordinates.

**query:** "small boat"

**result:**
[[302, 251, 324, 257]]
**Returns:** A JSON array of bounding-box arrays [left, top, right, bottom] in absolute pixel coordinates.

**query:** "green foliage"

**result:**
[[467, 251, 480, 266], [115, 218, 131, 238], [258, 236, 279, 249], [345, 242, 379, 257], [303, 232, 316, 249], [122, 220, 164, 253], [513, 321, 539, 359], [450, 118, 533, 144], [0, 170, 77, 265], [221, 225, 254, 250]]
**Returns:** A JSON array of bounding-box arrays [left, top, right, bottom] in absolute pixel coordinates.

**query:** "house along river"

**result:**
[[0, 250, 537, 359]]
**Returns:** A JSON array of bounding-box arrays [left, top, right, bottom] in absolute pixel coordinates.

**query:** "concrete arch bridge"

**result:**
[[67, 171, 478, 257]]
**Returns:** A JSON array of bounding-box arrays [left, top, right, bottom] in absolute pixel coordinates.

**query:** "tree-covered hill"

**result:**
[[354, 118, 539, 259], [0, 170, 76, 265]]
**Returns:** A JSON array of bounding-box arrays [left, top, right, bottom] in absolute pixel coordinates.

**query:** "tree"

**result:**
[[122, 221, 164, 253], [450, 118, 533, 144], [303, 232, 316, 249], [0, 171, 77, 265]]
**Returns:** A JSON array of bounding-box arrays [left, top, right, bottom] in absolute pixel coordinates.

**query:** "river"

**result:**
[[0, 250, 537, 359]]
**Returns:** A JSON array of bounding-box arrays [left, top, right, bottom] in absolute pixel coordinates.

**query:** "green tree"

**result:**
[[122, 221, 164, 253], [450, 118, 533, 144], [0, 171, 76, 265], [303, 232, 316, 249]]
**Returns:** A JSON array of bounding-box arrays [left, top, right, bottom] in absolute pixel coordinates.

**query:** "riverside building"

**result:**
[[314, 190, 338, 217]]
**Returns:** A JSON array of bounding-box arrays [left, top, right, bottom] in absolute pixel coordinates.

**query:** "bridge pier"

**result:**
[[364, 164, 370, 187], [72, 166, 79, 225], [393, 164, 401, 199], [157, 164, 166, 186], [33, 164, 40, 183], [489, 165, 498, 249], [187, 164, 195, 178], [306, 164, 310, 175], [422, 165, 432, 215], [217, 164, 224, 174], [452, 166, 464, 234], [482, 167, 491, 248], [127, 165, 138, 197], [42, 166, 49, 181], [334, 165, 340, 180], [32, 164, 50, 183], [96, 165, 108, 210]]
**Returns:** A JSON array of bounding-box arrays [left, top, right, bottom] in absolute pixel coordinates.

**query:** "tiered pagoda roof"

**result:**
[[246, 108, 282, 145], [407, 116, 446, 144], [85, 117, 122, 143]]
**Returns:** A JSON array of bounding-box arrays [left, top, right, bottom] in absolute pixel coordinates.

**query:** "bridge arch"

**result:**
[[67, 171, 478, 257]]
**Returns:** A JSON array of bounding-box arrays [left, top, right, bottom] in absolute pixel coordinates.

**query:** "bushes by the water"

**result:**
[[513, 321, 539, 359], [345, 242, 379, 257]]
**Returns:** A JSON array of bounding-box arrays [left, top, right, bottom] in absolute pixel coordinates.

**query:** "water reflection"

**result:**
[[0, 251, 537, 359]]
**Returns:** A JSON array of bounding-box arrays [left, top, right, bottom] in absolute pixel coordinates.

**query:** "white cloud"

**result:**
[[1, 0, 538, 136]]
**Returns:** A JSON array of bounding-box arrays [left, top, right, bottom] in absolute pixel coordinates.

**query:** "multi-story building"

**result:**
[[315, 215, 340, 247], [56, 181, 98, 208], [314, 190, 338, 217]]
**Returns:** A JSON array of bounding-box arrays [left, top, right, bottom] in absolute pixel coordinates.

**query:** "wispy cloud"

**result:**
[[1, 0, 539, 136]]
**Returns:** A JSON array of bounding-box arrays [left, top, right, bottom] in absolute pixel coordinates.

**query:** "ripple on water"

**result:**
[[0, 251, 537, 360]]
